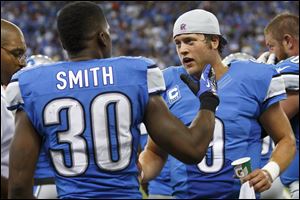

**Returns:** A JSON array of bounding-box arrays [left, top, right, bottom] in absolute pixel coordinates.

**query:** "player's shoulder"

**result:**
[[11, 61, 61, 82], [276, 56, 299, 74], [162, 65, 185, 85], [163, 65, 185, 74], [162, 65, 185, 78], [110, 56, 157, 68], [231, 60, 279, 79]]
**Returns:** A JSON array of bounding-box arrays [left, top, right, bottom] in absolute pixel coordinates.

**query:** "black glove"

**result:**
[[180, 64, 219, 112]]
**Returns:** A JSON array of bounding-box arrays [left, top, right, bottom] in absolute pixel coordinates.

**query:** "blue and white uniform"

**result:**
[[277, 56, 299, 198], [261, 56, 299, 199], [161, 60, 286, 198], [6, 56, 165, 199]]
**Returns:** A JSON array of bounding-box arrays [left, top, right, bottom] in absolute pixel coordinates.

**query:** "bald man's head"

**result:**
[[1, 19, 27, 85], [1, 19, 25, 46]]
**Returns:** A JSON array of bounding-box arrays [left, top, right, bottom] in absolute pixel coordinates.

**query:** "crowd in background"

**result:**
[[1, 1, 299, 69]]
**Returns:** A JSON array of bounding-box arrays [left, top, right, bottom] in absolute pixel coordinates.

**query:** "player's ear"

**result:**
[[282, 34, 292, 49], [97, 32, 105, 47], [211, 35, 219, 50], [97, 31, 109, 47]]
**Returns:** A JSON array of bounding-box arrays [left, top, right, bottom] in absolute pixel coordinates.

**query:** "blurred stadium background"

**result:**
[[1, 1, 299, 69]]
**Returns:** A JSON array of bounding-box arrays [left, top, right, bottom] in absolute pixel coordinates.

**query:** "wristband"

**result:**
[[199, 92, 220, 112], [262, 161, 280, 182]]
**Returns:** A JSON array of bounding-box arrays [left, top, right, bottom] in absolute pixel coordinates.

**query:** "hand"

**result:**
[[257, 51, 276, 64], [180, 64, 217, 98], [137, 160, 144, 183], [241, 169, 272, 193], [180, 64, 219, 112]]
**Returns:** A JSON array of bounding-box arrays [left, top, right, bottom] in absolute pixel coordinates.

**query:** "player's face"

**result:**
[[265, 33, 288, 61], [174, 33, 212, 78], [1, 30, 27, 85]]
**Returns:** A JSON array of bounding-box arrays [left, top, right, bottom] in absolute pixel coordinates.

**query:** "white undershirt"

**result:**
[[1, 85, 15, 178]]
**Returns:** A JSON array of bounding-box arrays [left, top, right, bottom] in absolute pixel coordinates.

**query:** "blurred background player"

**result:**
[[1, 18, 27, 198], [24, 54, 58, 199], [7, 2, 219, 198], [139, 9, 296, 199], [258, 13, 299, 199]]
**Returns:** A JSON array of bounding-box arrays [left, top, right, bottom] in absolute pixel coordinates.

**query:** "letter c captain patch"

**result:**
[[167, 85, 181, 104]]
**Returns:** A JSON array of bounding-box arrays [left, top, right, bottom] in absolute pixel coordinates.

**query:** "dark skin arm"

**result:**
[[143, 94, 215, 164], [8, 110, 41, 199], [1, 176, 8, 199], [139, 94, 215, 182]]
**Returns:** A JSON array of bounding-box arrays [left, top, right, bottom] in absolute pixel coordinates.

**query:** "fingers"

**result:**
[[257, 51, 270, 63], [242, 169, 272, 193], [266, 53, 276, 64], [180, 74, 199, 95]]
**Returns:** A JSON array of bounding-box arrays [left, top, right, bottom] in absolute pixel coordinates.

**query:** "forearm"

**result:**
[[259, 102, 297, 180], [144, 94, 218, 164], [189, 109, 215, 160], [269, 133, 296, 173], [138, 148, 167, 183]]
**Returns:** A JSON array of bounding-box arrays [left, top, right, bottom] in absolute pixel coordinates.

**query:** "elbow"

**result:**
[[181, 150, 205, 165], [8, 185, 32, 199]]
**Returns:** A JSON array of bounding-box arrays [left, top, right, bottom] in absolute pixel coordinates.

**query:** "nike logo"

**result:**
[[201, 73, 206, 81], [276, 66, 291, 73], [206, 81, 210, 88]]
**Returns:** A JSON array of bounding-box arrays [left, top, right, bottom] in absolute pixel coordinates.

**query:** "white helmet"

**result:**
[[222, 52, 255, 66], [26, 54, 54, 68]]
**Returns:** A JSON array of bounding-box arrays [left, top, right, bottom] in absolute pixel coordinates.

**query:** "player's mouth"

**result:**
[[182, 57, 194, 67]]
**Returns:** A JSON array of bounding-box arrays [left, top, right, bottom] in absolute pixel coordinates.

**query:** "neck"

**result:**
[[68, 48, 105, 62], [289, 45, 299, 57], [210, 58, 228, 81]]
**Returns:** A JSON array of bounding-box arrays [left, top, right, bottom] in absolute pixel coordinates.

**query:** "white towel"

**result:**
[[239, 181, 256, 199]]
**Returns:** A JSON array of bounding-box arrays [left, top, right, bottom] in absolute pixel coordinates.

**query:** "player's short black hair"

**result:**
[[57, 1, 107, 54], [204, 34, 226, 55]]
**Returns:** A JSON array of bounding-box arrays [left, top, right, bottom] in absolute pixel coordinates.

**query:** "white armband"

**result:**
[[262, 161, 280, 182]]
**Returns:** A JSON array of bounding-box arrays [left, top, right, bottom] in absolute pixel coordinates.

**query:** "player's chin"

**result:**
[[185, 65, 199, 76]]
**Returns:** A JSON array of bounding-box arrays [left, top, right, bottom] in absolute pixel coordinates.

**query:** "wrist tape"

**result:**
[[262, 161, 280, 182], [200, 92, 220, 112]]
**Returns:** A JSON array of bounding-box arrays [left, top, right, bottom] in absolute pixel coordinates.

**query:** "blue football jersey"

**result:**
[[6, 56, 165, 198], [33, 141, 55, 183], [161, 60, 286, 198], [276, 56, 299, 186]]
